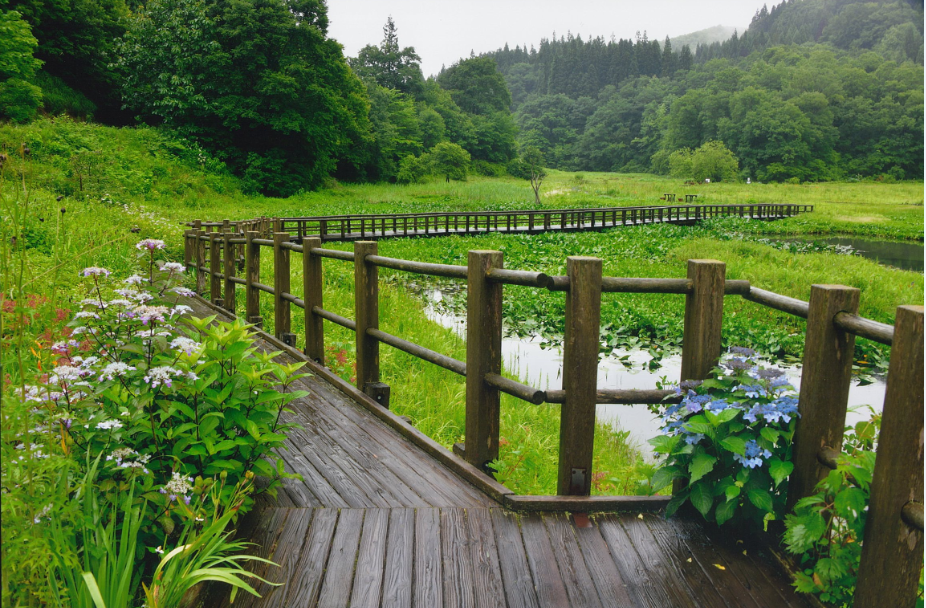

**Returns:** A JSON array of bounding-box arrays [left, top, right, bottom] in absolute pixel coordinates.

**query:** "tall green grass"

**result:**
[[3, 118, 922, 495]]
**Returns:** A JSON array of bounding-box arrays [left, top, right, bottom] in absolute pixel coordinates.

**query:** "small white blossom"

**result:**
[[160, 262, 184, 273], [144, 366, 180, 388], [123, 274, 147, 285], [99, 362, 136, 381], [74, 311, 100, 319], [170, 287, 196, 297], [34, 504, 53, 524], [81, 267, 111, 277], [50, 366, 91, 383], [170, 305, 193, 317], [96, 420, 123, 430], [107, 299, 134, 308], [134, 305, 169, 325], [136, 239, 166, 251], [170, 337, 201, 355]]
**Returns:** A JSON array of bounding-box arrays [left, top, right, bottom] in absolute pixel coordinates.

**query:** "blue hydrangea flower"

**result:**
[[684, 433, 706, 445]]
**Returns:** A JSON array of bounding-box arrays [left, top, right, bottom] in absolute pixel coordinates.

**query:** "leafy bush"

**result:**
[[34, 71, 97, 119], [3, 239, 304, 604], [649, 348, 798, 526]]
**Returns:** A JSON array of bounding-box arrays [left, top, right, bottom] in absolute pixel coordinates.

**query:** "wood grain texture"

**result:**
[[558, 256, 602, 495], [381, 509, 414, 608], [855, 306, 924, 608], [303, 236, 324, 363], [520, 515, 570, 606], [317, 509, 364, 608], [680, 259, 726, 381], [354, 241, 379, 393], [349, 508, 390, 608], [441, 508, 476, 608], [465, 250, 504, 471], [572, 516, 636, 607], [245, 231, 261, 325], [272, 232, 291, 339], [280, 508, 339, 607], [414, 508, 443, 608], [465, 509, 506, 608], [490, 510, 541, 608], [543, 513, 604, 608], [788, 285, 859, 509]]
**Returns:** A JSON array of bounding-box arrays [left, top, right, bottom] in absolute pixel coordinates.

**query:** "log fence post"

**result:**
[[787, 285, 860, 509], [354, 241, 381, 397], [209, 233, 222, 306], [223, 231, 235, 313], [557, 256, 602, 496], [680, 259, 726, 381], [245, 231, 263, 328], [854, 305, 924, 608], [303, 236, 324, 364], [462, 250, 504, 472], [273, 232, 295, 346], [194, 229, 206, 294]]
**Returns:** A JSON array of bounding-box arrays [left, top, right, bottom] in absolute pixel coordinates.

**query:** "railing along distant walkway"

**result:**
[[183, 214, 921, 608], [187, 203, 813, 242]]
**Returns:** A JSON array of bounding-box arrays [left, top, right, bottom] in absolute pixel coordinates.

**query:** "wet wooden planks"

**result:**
[[212, 509, 813, 608], [181, 296, 493, 510]]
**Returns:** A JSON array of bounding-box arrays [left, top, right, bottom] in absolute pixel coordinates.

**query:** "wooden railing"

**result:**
[[188, 203, 813, 242], [183, 225, 921, 608]]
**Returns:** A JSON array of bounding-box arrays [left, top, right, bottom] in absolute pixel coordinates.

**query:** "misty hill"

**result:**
[[669, 25, 738, 50]]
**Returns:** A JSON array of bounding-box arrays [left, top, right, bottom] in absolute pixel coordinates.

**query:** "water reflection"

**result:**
[[780, 236, 924, 273], [424, 288, 886, 460]]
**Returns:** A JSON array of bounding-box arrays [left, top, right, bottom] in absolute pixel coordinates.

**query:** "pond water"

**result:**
[[780, 236, 924, 272], [424, 289, 886, 460]]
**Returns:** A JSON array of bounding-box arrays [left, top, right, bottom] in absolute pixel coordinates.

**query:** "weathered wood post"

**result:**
[[854, 305, 924, 608], [273, 232, 295, 346], [245, 231, 263, 328], [194, 229, 206, 294], [209, 233, 222, 306], [460, 250, 504, 472], [354, 241, 380, 396], [680, 259, 726, 381], [223, 231, 235, 313], [183, 230, 192, 273], [787, 285, 860, 509], [303, 236, 324, 364], [558, 256, 602, 496]]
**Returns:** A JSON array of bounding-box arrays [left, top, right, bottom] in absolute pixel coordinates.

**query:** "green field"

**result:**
[[3, 120, 923, 495]]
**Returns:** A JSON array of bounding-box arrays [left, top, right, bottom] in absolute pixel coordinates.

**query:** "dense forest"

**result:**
[[1, 0, 923, 193]]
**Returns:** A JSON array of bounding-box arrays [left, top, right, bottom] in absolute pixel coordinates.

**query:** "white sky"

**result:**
[[326, 0, 775, 77]]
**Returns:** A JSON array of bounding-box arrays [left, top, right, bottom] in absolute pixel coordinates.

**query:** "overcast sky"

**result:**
[[327, 0, 775, 77]]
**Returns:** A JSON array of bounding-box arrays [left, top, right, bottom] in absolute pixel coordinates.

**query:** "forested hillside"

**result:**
[[485, 0, 924, 181], [1, 0, 923, 192]]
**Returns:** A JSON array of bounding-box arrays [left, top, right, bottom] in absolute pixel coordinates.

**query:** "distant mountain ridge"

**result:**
[[669, 25, 738, 50]]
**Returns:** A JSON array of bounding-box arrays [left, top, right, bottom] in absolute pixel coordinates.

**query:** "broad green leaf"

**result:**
[[746, 488, 774, 513], [719, 436, 747, 456], [834, 487, 866, 519], [768, 457, 794, 487], [690, 482, 713, 516], [665, 491, 689, 518], [760, 427, 779, 443], [725, 484, 741, 501], [688, 453, 717, 484], [715, 497, 737, 525], [648, 435, 679, 455], [651, 466, 681, 491]]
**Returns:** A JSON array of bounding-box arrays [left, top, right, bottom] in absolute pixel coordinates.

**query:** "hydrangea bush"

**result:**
[[649, 348, 799, 526], [3, 239, 305, 604]]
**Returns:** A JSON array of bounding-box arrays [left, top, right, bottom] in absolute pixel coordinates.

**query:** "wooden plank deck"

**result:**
[[185, 298, 813, 608]]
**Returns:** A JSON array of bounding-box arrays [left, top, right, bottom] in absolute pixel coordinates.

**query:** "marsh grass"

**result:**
[[3, 118, 922, 496]]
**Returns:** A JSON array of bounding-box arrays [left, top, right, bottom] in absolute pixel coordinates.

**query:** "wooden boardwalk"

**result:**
[[186, 299, 814, 608]]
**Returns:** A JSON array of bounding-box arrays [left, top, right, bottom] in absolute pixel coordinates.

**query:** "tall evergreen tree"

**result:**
[[349, 16, 424, 97]]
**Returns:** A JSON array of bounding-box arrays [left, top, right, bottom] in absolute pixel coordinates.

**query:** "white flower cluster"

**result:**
[[96, 420, 123, 431], [124, 275, 147, 286], [133, 305, 169, 325], [170, 287, 196, 298], [144, 366, 180, 388], [106, 448, 151, 473], [136, 239, 166, 251], [98, 362, 136, 382], [170, 337, 201, 355], [160, 471, 195, 503], [160, 262, 184, 273]]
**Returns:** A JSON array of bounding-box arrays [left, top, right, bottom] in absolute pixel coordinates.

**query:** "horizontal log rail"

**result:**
[[184, 219, 921, 608]]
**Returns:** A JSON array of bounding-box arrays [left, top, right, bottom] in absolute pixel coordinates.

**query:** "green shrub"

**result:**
[[649, 349, 797, 526], [34, 71, 97, 119]]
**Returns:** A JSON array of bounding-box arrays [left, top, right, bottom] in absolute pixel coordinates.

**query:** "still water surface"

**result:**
[[425, 290, 885, 460]]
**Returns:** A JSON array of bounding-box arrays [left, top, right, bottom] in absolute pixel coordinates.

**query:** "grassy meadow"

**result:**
[[2, 119, 923, 495]]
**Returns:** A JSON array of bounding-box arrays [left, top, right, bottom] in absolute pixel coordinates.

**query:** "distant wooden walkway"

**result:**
[[186, 298, 814, 608], [195, 203, 813, 243]]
